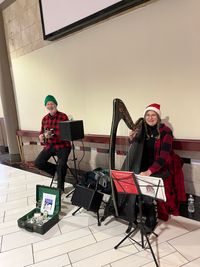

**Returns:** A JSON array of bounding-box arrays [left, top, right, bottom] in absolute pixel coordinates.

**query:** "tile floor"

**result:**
[[0, 164, 200, 267]]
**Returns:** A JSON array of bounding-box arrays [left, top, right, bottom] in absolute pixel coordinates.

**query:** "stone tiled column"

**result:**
[[0, 9, 20, 162]]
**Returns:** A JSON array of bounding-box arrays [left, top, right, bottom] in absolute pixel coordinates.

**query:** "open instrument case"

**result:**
[[18, 185, 61, 235]]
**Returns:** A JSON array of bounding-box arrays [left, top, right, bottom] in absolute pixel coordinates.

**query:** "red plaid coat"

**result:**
[[148, 124, 186, 220], [40, 111, 71, 150], [125, 122, 186, 221]]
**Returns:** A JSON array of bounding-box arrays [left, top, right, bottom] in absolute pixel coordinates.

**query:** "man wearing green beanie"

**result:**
[[35, 95, 71, 192], [44, 95, 58, 106]]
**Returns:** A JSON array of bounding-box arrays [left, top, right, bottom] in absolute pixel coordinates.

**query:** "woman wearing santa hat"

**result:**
[[128, 103, 186, 230]]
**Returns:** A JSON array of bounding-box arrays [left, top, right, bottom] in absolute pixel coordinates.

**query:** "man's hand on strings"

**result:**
[[39, 134, 44, 143]]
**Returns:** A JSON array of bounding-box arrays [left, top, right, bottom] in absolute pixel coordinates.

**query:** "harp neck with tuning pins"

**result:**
[[109, 98, 134, 170]]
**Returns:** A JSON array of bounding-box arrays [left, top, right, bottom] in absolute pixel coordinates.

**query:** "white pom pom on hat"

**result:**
[[143, 103, 161, 117]]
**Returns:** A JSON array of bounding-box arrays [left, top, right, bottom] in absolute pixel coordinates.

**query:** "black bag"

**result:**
[[80, 168, 111, 194]]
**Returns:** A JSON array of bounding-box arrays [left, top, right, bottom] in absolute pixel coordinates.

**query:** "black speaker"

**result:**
[[71, 185, 103, 212], [59, 120, 84, 141]]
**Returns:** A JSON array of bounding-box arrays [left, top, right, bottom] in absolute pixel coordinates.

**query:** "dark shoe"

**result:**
[[53, 172, 58, 181], [126, 220, 138, 233], [144, 215, 157, 234], [126, 225, 132, 233], [142, 201, 157, 234]]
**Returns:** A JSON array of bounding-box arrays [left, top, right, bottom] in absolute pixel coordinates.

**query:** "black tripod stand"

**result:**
[[58, 120, 84, 198], [110, 170, 160, 267], [65, 141, 78, 198], [114, 194, 158, 267]]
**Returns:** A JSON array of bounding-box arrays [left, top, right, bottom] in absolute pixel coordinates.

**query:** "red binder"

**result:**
[[110, 170, 139, 195]]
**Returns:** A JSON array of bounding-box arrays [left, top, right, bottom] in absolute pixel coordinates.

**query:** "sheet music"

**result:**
[[135, 174, 166, 201]]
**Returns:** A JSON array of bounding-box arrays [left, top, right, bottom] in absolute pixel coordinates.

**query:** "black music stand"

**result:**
[[111, 170, 159, 267]]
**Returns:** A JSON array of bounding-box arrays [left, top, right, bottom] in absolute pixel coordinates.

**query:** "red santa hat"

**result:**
[[143, 103, 161, 117]]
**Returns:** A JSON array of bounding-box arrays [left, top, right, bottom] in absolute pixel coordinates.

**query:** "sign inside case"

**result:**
[[40, 193, 56, 215]]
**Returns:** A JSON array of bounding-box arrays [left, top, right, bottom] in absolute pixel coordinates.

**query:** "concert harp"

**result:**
[[108, 98, 145, 219]]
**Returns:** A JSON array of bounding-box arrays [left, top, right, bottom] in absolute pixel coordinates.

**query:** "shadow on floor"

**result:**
[[0, 152, 51, 177]]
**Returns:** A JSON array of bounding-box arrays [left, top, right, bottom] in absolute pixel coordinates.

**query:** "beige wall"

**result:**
[[0, 101, 3, 117], [3, 0, 200, 139]]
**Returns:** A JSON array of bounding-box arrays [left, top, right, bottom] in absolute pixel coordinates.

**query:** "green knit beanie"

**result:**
[[44, 95, 58, 106]]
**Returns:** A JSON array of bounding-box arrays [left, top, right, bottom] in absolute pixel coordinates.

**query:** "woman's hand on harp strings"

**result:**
[[129, 129, 139, 141]]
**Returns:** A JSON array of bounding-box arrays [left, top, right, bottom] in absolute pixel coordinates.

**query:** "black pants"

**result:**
[[35, 146, 71, 191]]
